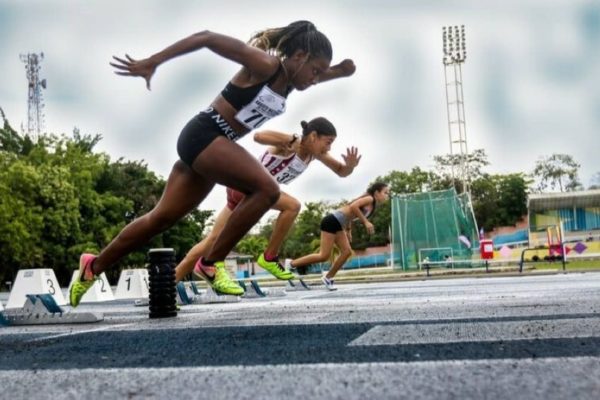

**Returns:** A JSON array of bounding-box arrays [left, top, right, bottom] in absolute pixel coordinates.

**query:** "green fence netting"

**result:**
[[391, 188, 479, 270]]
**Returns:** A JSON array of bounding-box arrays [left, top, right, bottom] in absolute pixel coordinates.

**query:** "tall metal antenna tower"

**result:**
[[20, 52, 47, 140], [442, 25, 469, 194]]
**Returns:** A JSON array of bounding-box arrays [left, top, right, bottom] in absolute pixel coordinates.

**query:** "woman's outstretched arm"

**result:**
[[317, 146, 361, 177], [110, 31, 278, 90]]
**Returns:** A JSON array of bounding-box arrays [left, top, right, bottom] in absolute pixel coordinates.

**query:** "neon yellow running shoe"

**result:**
[[193, 259, 244, 296], [257, 253, 294, 280], [69, 253, 98, 308]]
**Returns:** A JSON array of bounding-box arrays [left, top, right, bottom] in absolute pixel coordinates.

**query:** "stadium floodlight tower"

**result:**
[[20, 52, 47, 141], [442, 25, 470, 194]]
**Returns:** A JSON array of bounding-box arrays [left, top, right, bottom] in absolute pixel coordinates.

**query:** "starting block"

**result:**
[[237, 279, 265, 298], [176, 281, 240, 305], [196, 286, 241, 304], [247, 279, 267, 297], [176, 281, 194, 305], [190, 281, 201, 295], [239, 279, 287, 298], [67, 271, 114, 304], [286, 278, 311, 291], [6, 269, 67, 309], [1, 294, 103, 326], [115, 269, 149, 300]]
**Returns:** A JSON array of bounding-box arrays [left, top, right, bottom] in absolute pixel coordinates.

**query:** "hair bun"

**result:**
[[300, 121, 308, 129], [290, 20, 316, 33]]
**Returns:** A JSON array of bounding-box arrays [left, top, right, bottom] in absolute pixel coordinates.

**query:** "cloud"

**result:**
[[1, 0, 599, 215]]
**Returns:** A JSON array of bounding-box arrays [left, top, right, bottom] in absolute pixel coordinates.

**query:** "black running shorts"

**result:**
[[320, 213, 343, 234], [177, 107, 241, 167]]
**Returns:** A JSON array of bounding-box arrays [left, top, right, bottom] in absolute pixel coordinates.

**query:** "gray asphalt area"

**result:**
[[1, 272, 600, 399]]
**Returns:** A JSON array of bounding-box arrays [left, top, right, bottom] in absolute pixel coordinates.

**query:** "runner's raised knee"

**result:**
[[256, 179, 280, 207], [288, 198, 302, 214]]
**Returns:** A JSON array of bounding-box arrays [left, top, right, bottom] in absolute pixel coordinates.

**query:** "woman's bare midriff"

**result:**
[[210, 95, 251, 137]]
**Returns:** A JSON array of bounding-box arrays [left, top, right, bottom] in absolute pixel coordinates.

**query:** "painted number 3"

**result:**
[[46, 279, 55, 295]]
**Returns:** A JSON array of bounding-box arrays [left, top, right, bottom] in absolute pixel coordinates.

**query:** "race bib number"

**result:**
[[235, 86, 286, 129], [274, 157, 307, 184]]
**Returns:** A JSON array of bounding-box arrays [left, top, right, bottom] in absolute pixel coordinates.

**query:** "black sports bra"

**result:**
[[220, 64, 291, 110]]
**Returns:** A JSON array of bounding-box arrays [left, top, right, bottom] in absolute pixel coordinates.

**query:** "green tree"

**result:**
[[433, 148, 490, 192], [532, 153, 582, 192], [0, 111, 211, 285], [161, 209, 214, 263], [0, 107, 34, 155], [496, 173, 530, 224], [471, 173, 530, 231], [379, 167, 440, 194], [0, 159, 45, 273], [235, 235, 268, 260], [280, 201, 328, 259], [98, 159, 162, 217], [470, 175, 498, 231]]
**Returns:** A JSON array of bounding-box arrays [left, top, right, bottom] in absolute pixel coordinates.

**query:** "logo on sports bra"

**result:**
[[235, 86, 286, 130]]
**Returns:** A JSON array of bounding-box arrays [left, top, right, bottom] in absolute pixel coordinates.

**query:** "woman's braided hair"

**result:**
[[249, 20, 332, 61]]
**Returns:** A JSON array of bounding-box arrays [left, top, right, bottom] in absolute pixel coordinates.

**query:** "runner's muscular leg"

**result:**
[[94, 160, 215, 273], [175, 206, 233, 282], [265, 192, 301, 256], [326, 231, 353, 279], [191, 137, 280, 261], [291, 231, 336, 268]]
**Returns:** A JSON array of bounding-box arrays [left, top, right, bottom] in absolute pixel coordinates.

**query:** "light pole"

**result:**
[[442, 25, 470, 194]]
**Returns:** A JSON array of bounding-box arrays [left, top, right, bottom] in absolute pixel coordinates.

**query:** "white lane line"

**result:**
[[1, 357, 599, 400], [27, 323, 134, 343], [0, 356, 598, 374], [349, 318, 600, 346]]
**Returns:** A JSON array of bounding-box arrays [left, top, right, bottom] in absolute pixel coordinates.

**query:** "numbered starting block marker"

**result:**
[[6, 269, 66, 309], [68, 271, 114, 304], [1, 294, 103, 326], [115, 269, 149, 300]]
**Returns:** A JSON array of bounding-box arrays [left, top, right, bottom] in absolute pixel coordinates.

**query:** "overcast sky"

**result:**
[[1, 0, 599, 220]]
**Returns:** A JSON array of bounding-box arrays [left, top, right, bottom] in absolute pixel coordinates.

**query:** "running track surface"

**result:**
[[1, 273, 599, 399]]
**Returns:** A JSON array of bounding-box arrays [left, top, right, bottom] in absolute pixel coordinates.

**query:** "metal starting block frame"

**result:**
[[237, 279, 264, 298], [176, 281, 241, 305], [197, 287, 242, 304], [237, 279, 287, 298], [286, 278, 311, 291], [1, 294, 103, 326]]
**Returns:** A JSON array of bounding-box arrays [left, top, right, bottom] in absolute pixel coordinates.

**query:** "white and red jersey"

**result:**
[[226, 149, 312, 210], [259, 150, 312, 185]]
